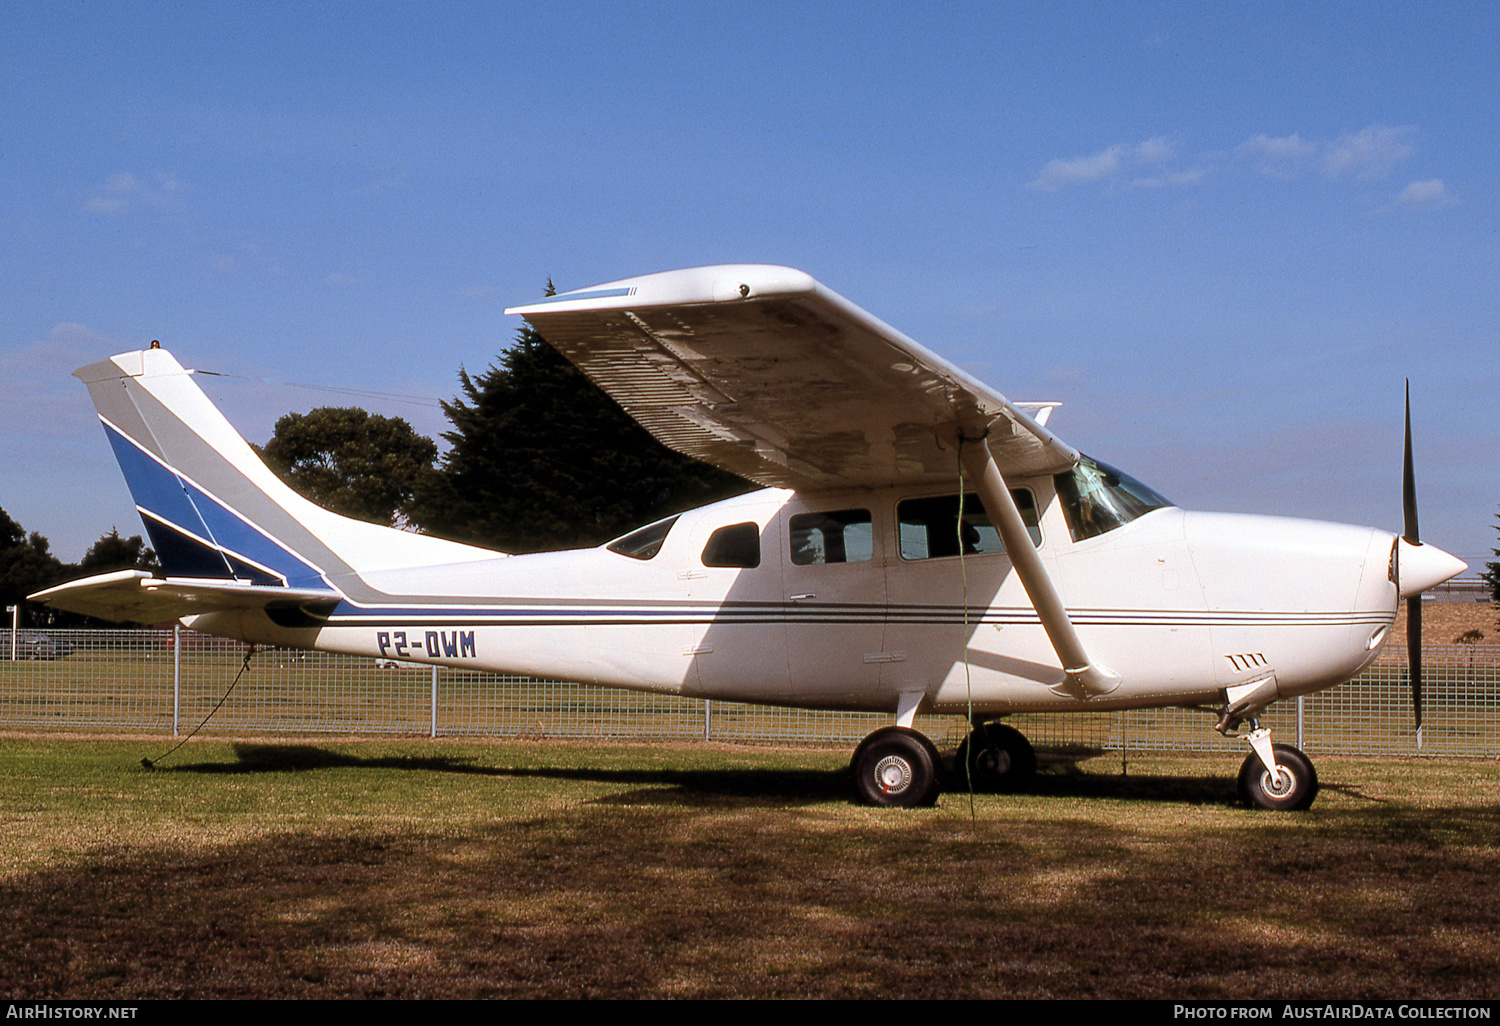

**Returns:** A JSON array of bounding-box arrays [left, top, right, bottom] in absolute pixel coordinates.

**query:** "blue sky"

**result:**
[[3, 1, 1495, 569]]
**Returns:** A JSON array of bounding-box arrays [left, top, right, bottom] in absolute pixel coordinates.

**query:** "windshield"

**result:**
[[1053, 456, 1173, 542]]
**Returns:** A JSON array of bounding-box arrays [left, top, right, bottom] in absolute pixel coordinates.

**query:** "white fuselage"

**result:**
[[191, 479, 1399, 719]]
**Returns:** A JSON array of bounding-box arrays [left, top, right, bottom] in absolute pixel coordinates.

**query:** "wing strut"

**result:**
[[958, 437, 1120, 697]]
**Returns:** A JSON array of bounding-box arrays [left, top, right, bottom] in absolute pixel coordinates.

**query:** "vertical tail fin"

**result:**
[[75, 348, 499, 588]]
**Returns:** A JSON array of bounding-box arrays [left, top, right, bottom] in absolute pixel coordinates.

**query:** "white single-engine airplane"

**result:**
[[33, 265, 1466, 809]]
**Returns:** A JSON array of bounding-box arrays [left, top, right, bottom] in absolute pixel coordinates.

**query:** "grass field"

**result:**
[[1, 734, 1497, 999]]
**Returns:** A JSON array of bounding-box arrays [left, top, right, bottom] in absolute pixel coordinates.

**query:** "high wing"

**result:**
[[507, 265, 1078, 490]]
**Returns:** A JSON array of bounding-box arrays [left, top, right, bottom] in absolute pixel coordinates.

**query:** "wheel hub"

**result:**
[[980, 747, 1012, 775], [874, 755, 913, 794], [1261, 767, 1295, 798]]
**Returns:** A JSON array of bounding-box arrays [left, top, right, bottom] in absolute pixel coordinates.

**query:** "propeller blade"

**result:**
[[1403, 380, 1423, 747], [1409, 594, 1423, 745]]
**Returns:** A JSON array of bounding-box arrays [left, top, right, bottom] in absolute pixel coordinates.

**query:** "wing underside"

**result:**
[[508, 265, 1077, 490]]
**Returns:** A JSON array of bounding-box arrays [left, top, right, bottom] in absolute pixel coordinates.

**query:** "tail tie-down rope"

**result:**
[[141, 646, 259, 769]]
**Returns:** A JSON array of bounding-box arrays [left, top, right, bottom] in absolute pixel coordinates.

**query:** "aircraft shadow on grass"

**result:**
[[134, 741, 1296, 809]]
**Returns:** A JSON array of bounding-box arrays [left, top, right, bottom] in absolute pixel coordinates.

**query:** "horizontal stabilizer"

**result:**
[[30, 570, 342, 625]]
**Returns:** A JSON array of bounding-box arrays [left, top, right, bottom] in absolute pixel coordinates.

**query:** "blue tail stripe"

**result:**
[[104, 425, 211, 546], [105, 422, 328, 587]]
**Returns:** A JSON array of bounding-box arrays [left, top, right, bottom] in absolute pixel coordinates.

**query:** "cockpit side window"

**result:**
[[702, 522, 761, 568], [897, 491, 1039, 560], [1053, 456, 1173, 542], [606, 515, 679, 560], [790, 509, 873, 565]]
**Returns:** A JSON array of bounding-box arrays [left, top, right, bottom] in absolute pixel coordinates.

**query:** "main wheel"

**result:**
[[851, 727, 941, 808], [1237, 743, 1318, 811], [956, 723, 1037, 791]]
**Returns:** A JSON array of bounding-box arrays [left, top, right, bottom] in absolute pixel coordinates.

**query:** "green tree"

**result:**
[[415, 327, 752, 553], [0, 506, 66, 615], [77, 528, 159, 576], [258, 407, 439, 527], [1484, 509, 1499, 604]]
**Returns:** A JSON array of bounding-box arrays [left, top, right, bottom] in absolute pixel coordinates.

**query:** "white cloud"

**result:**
[[1235, 124, 1423, 191], [83, 173, 141, 214], [1394, 178, 1452, 207], [1026, 136, 1194, 192], [1026, 145, 1125, 191], [1133, 136, 1175, 165], [82, 171, 188, 216], [1030, 124, 1423, 197], [1130, 166, 1208, 190], [1236, 133, 1317, 178], [1322, 124, 1415, 180], [0, 324, 129, 436]]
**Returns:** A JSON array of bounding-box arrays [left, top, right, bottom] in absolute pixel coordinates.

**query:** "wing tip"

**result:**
[[507, 264, 818, 316]]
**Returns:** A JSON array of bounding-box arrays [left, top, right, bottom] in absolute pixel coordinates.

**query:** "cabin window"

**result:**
[[790, 509, 873, 565], [1053, 456, 1173, 542], [606, 515, 678, 560], [702, 522, 761, 568], [897, 491, 1039, 560]]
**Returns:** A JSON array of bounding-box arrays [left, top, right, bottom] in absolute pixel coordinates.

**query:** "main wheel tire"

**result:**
[[956, 723, 1037, 791], [1237, 743, 1319, 811], [852, 727, 941, 808]]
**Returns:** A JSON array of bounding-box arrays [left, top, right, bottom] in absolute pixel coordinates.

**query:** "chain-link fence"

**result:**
[[2, 628, 1495, 757]]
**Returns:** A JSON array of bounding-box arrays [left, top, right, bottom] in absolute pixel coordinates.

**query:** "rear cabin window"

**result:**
[[702, 522, 761, 568], [897, 491, 1040, 560], [606, 516, 678, 560], [790, 509, 873, 565]]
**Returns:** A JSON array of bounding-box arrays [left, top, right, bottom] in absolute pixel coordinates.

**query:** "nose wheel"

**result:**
[[1236, 731, 1318, 810]]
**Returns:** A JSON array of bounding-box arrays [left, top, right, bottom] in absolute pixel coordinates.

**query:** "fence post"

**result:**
[[704, 699, 711, 740], [172, 624, 182, 736], [430, 665, 438, 738]]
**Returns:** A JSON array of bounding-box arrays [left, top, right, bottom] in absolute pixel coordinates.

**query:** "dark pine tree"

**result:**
[[414, 327, 752, 553]]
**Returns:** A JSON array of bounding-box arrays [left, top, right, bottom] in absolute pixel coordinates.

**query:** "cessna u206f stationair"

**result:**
[[34, 265, 1465, 810]]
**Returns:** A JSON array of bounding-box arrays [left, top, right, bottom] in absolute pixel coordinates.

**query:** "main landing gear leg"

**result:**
[[1234, 725, 1319, 811]]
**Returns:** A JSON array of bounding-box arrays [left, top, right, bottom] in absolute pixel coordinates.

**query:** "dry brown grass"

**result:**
[[1, 736, 1497, 999], [1387, 602, 1497, 652]]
